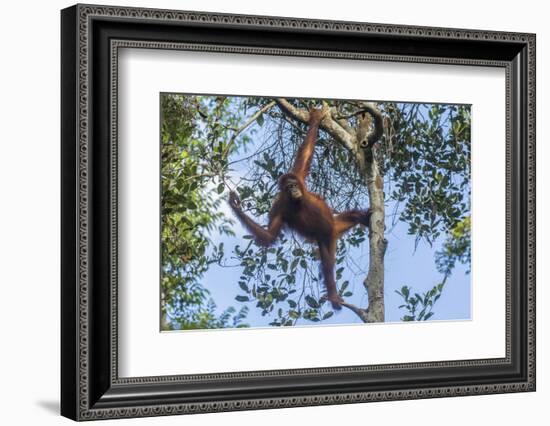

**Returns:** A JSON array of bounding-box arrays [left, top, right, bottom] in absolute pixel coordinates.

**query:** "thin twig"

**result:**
[[221, 101, 277, 159]]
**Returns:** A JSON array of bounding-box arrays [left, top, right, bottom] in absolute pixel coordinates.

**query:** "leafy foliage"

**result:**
[[161, 94, 249, 330], [172, 300, 249, 330], [383, 104, 471, 246], [435, 216, 472, 275], [395, 282, 445, 322], [228, 232, 357, 325]]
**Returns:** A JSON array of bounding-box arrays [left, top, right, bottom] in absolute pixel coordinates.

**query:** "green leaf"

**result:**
[[256, 114, 264, 126], [289, 310, 300, 319], [292, 248, 304, 256], [322, 311, 334, 320], [305, 295, 319, 309], [235, 295, 249, 302]]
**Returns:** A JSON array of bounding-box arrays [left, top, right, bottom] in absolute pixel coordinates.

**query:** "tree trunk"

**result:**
[[347, 110, 387, 323], [361, 149, 387, 323]]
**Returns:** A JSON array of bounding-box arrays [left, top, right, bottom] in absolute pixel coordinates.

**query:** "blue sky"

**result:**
[[191, 99, 471, 328]]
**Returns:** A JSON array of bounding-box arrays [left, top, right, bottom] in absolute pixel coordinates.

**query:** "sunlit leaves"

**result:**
[[435, 216, 471, 275], [160, 94, 249, 330], [383, 103, 471, 246]]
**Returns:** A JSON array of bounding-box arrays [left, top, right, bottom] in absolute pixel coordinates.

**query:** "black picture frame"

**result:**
[[61, 4, 536, 421]]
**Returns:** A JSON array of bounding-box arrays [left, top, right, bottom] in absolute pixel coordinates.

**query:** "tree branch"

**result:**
[[341, 302, 369, 322], [274, 97, 309, 122], [223, 101, 277, 158], [275, 98, 357, 151], [357, 103, 384, 149]]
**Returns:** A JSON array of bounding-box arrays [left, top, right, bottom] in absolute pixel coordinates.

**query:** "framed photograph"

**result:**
[[61, 4, 536, 421]]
